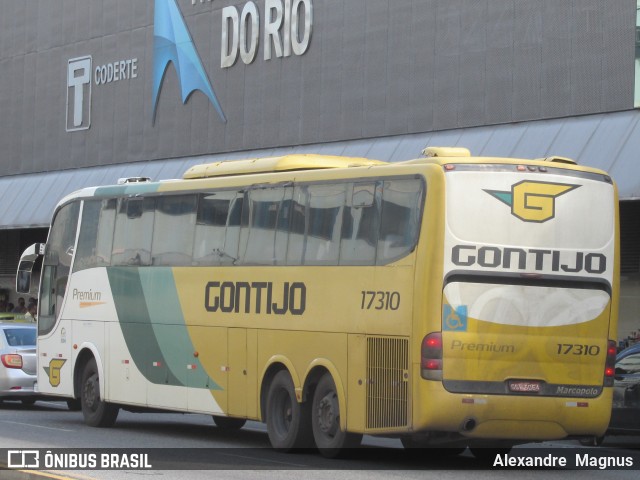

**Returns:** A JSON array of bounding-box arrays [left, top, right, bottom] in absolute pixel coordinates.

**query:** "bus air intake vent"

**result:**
[[366, 336, 409, 430]]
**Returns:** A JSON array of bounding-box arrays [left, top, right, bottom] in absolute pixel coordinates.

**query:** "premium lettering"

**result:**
[[450, 340, 515, 353], [72, 289, 102, 301], [204, 281, 306, 316]]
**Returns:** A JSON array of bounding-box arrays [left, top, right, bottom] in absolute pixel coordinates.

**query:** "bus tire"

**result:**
[[212, 415, 247, 430], [311, 373, 362, 458], [265, 370, 313, 451], [80, 358, 119, 428]]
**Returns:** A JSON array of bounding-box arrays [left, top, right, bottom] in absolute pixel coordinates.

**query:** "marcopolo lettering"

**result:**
[[205, 281, 306, 315], [451, 245, 607, 275]]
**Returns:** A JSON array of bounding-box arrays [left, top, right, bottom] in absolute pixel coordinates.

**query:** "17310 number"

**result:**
[[360, 291, 400, 310], [556, 344, 600, 356]]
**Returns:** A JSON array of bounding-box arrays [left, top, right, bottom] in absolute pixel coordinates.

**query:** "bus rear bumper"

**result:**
[[412, 386, 613, 440]]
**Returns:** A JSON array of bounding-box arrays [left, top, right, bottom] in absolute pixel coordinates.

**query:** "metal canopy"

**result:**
[[1, 109, 639, 230]]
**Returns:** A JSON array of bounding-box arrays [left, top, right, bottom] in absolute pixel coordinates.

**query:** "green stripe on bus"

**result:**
[[107, 267, 221, 391], [107, 267, 183, 387], [94, 183, 159, 197], [138, 267, 222, 390]]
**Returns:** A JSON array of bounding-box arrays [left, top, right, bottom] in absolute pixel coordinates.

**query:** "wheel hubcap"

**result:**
[[83, 374, 98, 410], [275, 390, 293, 435], [317, 393, 338, 437]]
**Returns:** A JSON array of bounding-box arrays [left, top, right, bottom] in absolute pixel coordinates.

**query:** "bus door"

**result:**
[[38, 201, 80, 395]]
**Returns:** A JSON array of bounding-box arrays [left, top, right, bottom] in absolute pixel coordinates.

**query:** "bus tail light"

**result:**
[[421, 332, 443, 380], [603, 339, 617, 387], [1, 354, 23, 369]]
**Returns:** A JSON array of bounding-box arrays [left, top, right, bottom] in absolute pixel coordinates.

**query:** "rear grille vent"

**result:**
[[366, 336, 409, 429]]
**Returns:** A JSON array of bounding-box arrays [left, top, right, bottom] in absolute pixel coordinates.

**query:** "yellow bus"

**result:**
[[17, 148, 619, 457]]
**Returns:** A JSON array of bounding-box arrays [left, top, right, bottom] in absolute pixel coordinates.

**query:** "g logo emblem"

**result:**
[[485, 181, 579, 223], [45, 359, 67, 387]]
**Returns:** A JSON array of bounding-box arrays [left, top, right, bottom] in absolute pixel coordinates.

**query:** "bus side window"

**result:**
[[286, 186, 308, 265], [304, 184, 346, 265], [376, 179, 424, 264], [112, 198, 155, 266], [74, 200, 110, 272], [340, 182, 380, 265], [39, 201, 80, 335], [242, 186, 290, 265], [152, 195, 197, 266], [193, 191, 242, 265]]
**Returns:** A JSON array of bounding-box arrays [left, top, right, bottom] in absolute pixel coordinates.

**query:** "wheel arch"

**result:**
[[73, 344, 104, 400], [259, 355, 300, 423]]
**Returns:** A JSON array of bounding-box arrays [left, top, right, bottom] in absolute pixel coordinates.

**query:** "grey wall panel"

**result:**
[[0, 0, 636, 177], [89, 1, 105, 40], [541, 1, 572, 119], [5, 2, 27, 57], [116, 0, 134, 35], [279, 57, 304, 147], [385, 0, 412, 135], [300, 34, 322, 144], [512, 0, 542, 122], [19, 54, 37, 173], [603, 0, 635, 110], [363, 0, 390, 138], [260, 58, 282, 148], [570, 0, 605, 115], [433, 0, 461, 130], [242, 50, 264, 150], [341, 0, 365, 140], [484, 0, 513, 125], [0, 3, 7, 58], [458, 0, 487, 128], [408, 0, 436, 134], [127, 27, 149, 163], [319, 0, 345, 142], [100, 0, 119, 39]]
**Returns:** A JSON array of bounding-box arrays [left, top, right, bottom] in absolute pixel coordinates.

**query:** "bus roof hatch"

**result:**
[[421, 147, 471, 158], [183, 154, 386, 179]]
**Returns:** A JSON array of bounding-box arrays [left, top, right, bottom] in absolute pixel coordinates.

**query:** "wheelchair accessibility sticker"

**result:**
[[443, 305, 468, 331]]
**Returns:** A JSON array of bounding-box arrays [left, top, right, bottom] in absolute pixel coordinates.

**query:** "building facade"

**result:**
[[1, 0, 639, 341]]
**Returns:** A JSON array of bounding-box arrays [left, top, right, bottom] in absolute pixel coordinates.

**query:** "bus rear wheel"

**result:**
[[80, 358, 119, 427], [311, 374, 362, 458], [265, 370, 313, 451]]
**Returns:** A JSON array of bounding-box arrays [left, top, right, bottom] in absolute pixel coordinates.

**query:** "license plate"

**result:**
[[508, 380, 541, 393]]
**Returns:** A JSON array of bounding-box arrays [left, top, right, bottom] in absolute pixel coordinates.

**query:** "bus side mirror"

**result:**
[[16, 243, 45, 294]]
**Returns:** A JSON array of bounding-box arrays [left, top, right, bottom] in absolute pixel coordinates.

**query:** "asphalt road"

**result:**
[[0, 399, 638, 480]]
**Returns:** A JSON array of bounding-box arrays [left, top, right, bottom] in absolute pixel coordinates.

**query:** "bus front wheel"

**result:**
[[265, 370, 313, 451], [311, 374, 362, 458], [80, 358, 119, 427]]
